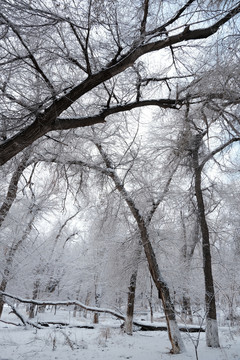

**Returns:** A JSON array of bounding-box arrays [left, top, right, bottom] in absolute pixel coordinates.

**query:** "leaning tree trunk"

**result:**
[[193, 146, 220, 348], [139, 222, 185, 353], [113, 182, 185, 352], [95, 143, 185, 353]]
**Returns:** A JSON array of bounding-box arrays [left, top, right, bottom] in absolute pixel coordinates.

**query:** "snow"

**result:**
[[1, 306, 240, 360]]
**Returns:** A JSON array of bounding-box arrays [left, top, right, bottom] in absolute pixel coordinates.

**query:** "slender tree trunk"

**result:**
[[181, 295, 192, 323], [124, 242, 142, 335], [180, 214, 199, 323], [73, 287, 81, 318], [124, 271, 138, 335], [0, 278, 8, 318], [140, 223, 185, 353], [84, 291, 91, 318], [147, 278, 154, 323], [28, 279, 40, 319], [93, 280, 100, 324], [193, 143, 220, 348]]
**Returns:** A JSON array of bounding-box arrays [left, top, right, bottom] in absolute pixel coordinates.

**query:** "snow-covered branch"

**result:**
[[0, 291, 125, 322], [54, 99, 183, 130]]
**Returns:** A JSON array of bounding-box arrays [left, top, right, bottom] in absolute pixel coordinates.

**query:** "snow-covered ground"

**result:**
[[0, 306, 240, 360]]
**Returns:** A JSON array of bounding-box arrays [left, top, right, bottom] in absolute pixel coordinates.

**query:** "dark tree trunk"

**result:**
[[124, 242, 142, 335], [93, 283, 100, 324], [124, 271, 138, 335], [0, 278, 8, 318], [140, 224, 185, 353], [192, 142, 220, 347]]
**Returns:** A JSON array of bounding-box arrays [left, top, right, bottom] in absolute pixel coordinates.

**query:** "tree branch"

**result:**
[[200, 137, 240, 169], [0, 152, 31, 227], [1, 291, 125, 322], [54, 98, 183, 130], [0, 3, 239, 166]]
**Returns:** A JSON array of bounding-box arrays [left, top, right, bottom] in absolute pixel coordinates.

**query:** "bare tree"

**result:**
[[50, 132, 184, 352]]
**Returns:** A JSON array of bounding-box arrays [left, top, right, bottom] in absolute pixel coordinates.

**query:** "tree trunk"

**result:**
[[0, 278, 8, 318], [96, 143, 185, 353], [124, 271, 137, 335], [193, 144, 220, 348], [147, 278, 154, 323], [0, 153, 30, 227], [180, 213, 199, 323], [93, 282, 100, 324], [124, 242, 142, 335], [28, 280, 40, 319], [73, 287, 81, 318], [0, 153, 30, 317], [140, 223, 185, 353], [181, 295, 193, 323]]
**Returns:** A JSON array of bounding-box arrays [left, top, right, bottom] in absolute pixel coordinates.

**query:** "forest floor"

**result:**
[[0, 305, 240, 360]]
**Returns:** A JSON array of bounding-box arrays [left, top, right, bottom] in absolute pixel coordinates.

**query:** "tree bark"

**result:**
[[192, 143, 220, 348], [139, 223, 185, 353], [0, 152, 30, 227], [124, 242, 142, 335], [124, 271, 138, 335]]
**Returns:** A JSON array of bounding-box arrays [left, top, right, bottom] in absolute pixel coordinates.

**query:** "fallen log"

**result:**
[[38, 321, 94, 329], [133, 322, 205, 332]]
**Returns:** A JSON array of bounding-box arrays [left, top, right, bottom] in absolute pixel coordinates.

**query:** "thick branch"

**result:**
[[0, 4, 239, 166], [54, 98, 182, 130], [0, 152, 30, 227]]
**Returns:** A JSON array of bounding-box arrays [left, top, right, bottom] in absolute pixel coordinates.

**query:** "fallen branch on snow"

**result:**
[[0, 319, 20, 327], [4, 298, 42, 329], [1, 291, 205, 333]]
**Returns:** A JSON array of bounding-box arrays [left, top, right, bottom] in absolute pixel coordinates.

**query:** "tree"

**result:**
[[49, 124, 185, 352], [0, 1, 240, 165], [173, 77, 240, 346]]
